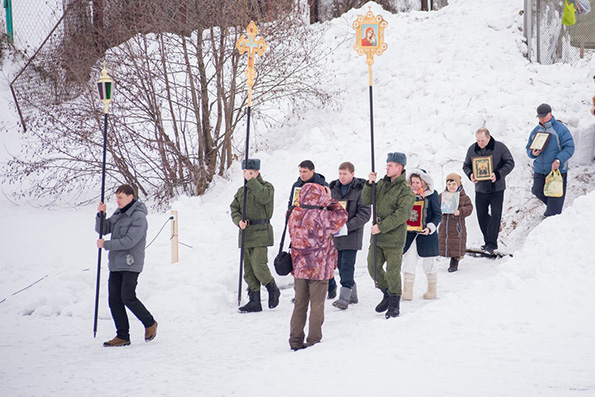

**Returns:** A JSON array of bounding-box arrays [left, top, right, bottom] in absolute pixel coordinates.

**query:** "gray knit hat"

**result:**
[[386, 152, 407, 166]]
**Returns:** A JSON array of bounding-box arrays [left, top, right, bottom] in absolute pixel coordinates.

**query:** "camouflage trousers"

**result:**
[[243, 246, 274, 292], [367, 245, 403, 295]]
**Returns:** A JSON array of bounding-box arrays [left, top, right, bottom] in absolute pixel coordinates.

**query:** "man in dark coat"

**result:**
[[328, 162, 371, 310], [462, 128, 515, 255], [96, 184, 157, 347], [230, 159, 280, 313], [362, 152, 415, 319], [287, 160, 328, 208]]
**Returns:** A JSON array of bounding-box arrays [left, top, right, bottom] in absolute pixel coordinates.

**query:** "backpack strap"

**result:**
[[278, 206, 294, 255]]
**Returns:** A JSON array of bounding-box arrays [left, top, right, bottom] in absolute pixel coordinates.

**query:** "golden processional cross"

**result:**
[[236, 20, 267, 107], [235, 21, 267, 307], [353, 7, 387, 287]]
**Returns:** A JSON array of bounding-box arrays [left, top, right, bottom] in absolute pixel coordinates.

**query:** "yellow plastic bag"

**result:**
[[544, 169, 564, 197], [563, 1, 577, 26]]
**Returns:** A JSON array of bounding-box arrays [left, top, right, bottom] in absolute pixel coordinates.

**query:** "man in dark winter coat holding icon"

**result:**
[[328, 162, 371, 310], [462, 128, 515, 255]]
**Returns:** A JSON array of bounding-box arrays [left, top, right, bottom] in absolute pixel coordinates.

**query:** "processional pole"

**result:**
[[353, 7, 388, 286], [235, 21, 267, 307], [94, 62, 113, 337]]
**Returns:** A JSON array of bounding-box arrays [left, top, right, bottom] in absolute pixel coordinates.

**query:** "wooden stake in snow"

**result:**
[[171, 210, 179, 263]]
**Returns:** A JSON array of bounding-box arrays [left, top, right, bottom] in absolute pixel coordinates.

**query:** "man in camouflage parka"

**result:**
[[287, 183, 347, 350]]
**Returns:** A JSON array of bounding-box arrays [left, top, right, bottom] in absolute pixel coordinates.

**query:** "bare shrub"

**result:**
[[4, 0, 331, 206]]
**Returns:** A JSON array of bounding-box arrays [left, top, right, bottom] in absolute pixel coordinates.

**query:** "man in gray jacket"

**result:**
[[463, 128, 515, 255], [329, 162, 371, 309], [96, 184, 157, 347]]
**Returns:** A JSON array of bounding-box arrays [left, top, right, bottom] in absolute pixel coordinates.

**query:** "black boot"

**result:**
[[375, 289, 390, 313], [238, 290, 262, 313], [448, 258, 459, 273], [265, 281, 281, 309], [327, 282, 337, 300], [385, 293, 400, 319]]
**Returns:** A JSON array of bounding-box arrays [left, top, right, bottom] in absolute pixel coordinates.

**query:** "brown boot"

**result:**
[[145, 321, 158, 342], [103, 337, 131, 347]]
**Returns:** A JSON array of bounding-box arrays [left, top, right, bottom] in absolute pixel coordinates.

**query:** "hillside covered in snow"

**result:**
[[1, 0, 594, 395]]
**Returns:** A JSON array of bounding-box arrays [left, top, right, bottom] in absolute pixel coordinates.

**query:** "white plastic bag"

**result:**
[[571, 0, 591, 15]]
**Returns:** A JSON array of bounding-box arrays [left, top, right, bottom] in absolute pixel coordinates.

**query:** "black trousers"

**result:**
[[108, 271, 155, 341], [475, 191, 504, 250]]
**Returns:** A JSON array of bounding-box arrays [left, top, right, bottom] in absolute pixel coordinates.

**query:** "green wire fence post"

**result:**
[[4, 0, 14, 43]]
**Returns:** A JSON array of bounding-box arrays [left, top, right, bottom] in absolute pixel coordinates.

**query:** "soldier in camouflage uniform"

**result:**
[[230, 159, 280, 313], [362, 152, 415, 319]]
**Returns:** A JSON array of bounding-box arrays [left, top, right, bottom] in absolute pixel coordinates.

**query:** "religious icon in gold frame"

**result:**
[[472, 156, 493, 181], [291, 187, 301, 207], [353, 8, 388, 66]]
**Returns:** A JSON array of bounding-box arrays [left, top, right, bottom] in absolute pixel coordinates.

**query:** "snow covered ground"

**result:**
[[1, 0, 595, 395]]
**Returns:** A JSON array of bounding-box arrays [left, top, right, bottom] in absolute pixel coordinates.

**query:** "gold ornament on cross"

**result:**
[[353, 7, 388, 85], [236, 20, 267, 106]]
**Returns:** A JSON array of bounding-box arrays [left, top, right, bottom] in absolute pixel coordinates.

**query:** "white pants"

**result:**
[[401, 239, 437, 275]]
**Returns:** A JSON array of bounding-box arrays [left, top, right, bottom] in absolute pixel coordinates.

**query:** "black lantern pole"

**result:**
[[94, 62, 113, 337]]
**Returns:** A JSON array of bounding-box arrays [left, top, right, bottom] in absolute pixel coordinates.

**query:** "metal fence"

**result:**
[[4, 0, 63, 53], [8, 0, 99, 130], [525, 0, 595, 64]]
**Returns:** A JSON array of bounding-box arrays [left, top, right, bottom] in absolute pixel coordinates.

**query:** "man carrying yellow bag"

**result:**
[[526, 104, 575, 217]]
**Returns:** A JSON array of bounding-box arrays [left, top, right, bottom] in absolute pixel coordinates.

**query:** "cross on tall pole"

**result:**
[[237, 21, 267, 107], [235, 21, 267, 307]]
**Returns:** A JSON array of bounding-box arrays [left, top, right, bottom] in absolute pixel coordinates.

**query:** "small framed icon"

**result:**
[[291, 187, 301, 206], [440, 191, 460, 215], [407, 200, 426, 232], [529, 132, 551, 151], [472, 156, 493, 181]]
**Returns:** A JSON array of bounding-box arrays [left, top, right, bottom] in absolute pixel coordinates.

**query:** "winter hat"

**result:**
[[242, 158, 261, 170], [298, 183, 330, 207], [407, 168, 435, 193], [386, 152, 407, 166], [445, 173, 462, 187], [536, 103, 552, 117]]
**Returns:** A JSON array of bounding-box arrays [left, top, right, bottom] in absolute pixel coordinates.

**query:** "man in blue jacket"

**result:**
[[526, 104, 575, 217]]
